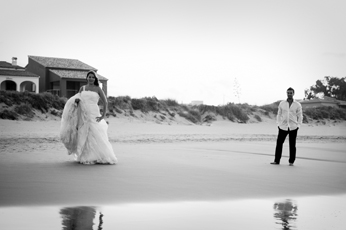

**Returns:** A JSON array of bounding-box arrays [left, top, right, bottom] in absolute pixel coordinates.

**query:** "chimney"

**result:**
[[12, 57, 17, 66]]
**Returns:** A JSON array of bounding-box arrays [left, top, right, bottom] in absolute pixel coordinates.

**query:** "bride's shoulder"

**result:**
[[79, 85, 86, 93], [95, 85, 102, 91]]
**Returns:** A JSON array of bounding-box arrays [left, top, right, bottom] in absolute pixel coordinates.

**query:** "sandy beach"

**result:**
[[0, 118, 346, 229], [1, 118, 346, 208]]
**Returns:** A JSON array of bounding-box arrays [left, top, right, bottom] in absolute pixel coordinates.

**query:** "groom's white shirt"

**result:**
[[276, 99, 303, 131]]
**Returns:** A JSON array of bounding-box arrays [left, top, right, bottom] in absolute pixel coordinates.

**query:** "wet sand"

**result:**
[[0, 119, 345, 207], [1, 194, 346, 230]]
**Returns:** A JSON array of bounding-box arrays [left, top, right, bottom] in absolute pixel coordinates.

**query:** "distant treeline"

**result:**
[[1, 91, 346, 123]]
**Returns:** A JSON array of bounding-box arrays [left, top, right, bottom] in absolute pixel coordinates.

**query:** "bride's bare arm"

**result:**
[[97, 87, 108, 122], [75, 86, 84, 104], [78, 86, 84, 93]]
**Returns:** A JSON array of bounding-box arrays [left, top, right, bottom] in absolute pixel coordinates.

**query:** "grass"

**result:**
[[93, 94, 251, 124], [195, 103, 250, 123], [0, 90, 66, 120], [131, 97, 162, 112], [0, 90, 65, 112], [254, 114, 262, 122], [259, 101, 281, 115], [303, 106, 346, 120], [0, 109, 18, 120], [1, 90, 346, 124]]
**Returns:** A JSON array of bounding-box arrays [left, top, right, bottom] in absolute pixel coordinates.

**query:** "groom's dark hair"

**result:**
[[287, 87, 295, 93]]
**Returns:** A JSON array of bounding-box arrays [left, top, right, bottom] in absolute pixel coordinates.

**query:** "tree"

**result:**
[[305, 76, 346, 101]]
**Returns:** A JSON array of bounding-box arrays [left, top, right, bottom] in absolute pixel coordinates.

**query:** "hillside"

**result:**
[[1, 91, 346, 126]]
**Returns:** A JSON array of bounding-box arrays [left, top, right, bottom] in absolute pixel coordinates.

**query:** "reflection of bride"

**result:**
[[60, 70, 118, 165], [60, 206, 104, 230]]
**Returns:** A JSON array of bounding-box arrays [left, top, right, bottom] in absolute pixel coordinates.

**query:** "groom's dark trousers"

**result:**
[[274, 127, 298, 164]]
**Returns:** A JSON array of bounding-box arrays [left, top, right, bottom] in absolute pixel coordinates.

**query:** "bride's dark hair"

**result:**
[[86, 70, 99, 86]]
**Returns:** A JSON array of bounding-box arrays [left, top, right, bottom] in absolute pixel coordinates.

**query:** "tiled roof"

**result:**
[[0, 61, 25, 70], [49, 69, 108, 80], [300, 99, 335, 104], [29, 55, 97, 70], [300, 97, 346, 105], [0, 69, 39, 77]]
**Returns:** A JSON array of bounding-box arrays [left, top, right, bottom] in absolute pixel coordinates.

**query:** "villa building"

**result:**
[[300, 96, 346, 109], [190, 101, 203, 105], [0, 57, 39, 93], [26, 55, 108, 98]]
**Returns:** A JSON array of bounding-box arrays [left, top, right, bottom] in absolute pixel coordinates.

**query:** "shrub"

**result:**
[[0, 92, 13, 106], [131, 98, 146, 111], [225, 103, 249, 123], [0, 109, 18, 120], [304, 106, 346, 121], [161, 99, 179, 107], [178, 111, 199, 123], [108, 96, 132, 110], [114, 106, 123, 113], [197, 105, 218, 115], [303, 114, 309, 123], [254, 114, 262, 122], [0, 91, 66, 113], [131, 97, 162, 113], [304, 108, 319, 120], [50, 109, 62, 117], [143, 97, 161, 111], [180, 104, 190, 111], [14, 104, 34, 117], [189, 109, 201, 121], [203, 114, 216, 122], [177, 105, 202, 123], [259, 101, 280, 115], [238, 103, 255, 114]]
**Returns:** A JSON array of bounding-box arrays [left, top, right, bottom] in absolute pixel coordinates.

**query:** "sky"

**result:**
[[1, 0, 345, 106]]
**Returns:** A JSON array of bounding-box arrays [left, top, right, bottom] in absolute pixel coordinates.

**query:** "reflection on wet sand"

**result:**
[[60, 206, 104, 230], [273, 199, 298, 230], [1, 195, 341, 229]]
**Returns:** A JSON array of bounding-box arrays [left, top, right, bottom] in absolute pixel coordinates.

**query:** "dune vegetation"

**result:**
[[1, 90, 346, 125], [0, 91, 65, 120]]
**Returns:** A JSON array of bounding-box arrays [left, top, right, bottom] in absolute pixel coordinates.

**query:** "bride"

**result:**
[[60, 70, 118, 165]]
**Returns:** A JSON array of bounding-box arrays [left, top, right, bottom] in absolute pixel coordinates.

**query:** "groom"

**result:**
[[271, 87, 303, 166]]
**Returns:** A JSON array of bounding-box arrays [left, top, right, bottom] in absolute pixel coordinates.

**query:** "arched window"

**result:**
[[0, 80, 17, 91], [20, 81, 36, 92]]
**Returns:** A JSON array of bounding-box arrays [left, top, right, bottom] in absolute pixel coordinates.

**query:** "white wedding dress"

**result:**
[[60, 89, 118, 165]]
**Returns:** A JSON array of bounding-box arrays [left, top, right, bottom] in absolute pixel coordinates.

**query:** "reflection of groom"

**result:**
[[271, 87, 303, 166], [273, 199, 298, 230]]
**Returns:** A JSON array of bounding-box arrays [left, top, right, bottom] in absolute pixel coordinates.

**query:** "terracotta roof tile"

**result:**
[[29, 55, 97, 70], [0, 61, 25, 70], [0, 69, 39, 77], [49, 69, 108, 80]]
